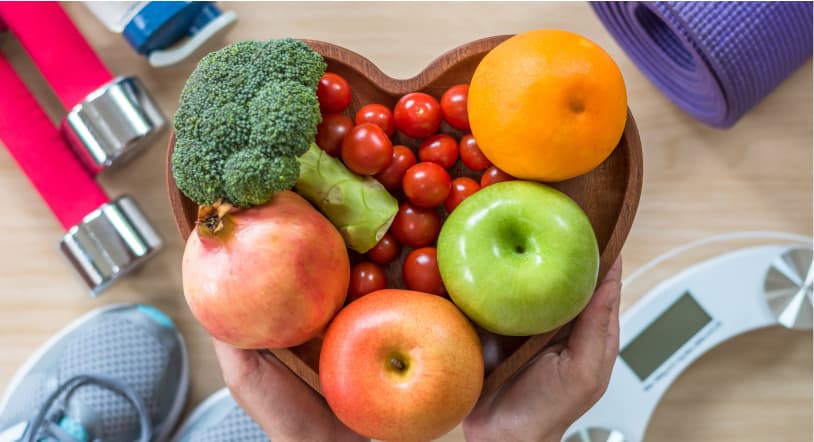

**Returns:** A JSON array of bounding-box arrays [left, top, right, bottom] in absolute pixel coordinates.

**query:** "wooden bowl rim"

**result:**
[[302, 36, 512, 95], [165, 37, 643, 398]]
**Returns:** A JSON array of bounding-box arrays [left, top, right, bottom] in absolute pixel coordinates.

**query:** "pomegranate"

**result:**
[[182, 191, 349, 349]]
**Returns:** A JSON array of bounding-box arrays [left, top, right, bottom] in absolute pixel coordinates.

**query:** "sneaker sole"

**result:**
[[0, 303, 190, 442]]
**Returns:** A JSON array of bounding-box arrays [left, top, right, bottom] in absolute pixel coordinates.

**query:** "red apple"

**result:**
[[320, 289, 483, 441], [182, 191, 349, 349]]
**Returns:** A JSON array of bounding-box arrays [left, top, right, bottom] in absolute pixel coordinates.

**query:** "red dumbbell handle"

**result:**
[[0, 2, 114, 110], [0, 53, 109, 230]]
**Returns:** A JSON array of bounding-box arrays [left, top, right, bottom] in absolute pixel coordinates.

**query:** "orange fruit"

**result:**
[[468, 29, 627, 182]]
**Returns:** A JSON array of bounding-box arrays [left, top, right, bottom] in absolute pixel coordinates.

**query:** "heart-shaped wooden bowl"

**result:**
[[167, 36, 642, 399]]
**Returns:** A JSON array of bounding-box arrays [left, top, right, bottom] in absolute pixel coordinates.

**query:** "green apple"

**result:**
[[437, 181, 599, 336]]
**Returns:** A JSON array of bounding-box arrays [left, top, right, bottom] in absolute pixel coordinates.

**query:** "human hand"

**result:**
[[212, 340, 369, 442], [463, 257, 623, 442]]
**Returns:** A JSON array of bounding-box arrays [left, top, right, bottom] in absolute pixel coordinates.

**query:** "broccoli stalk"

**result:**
[[295, 143, 398, 253]]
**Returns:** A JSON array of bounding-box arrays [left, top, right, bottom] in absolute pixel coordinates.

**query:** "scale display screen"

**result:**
[[621, 292, 712, 381]]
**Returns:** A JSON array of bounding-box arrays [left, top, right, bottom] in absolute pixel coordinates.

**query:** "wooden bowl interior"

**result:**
[[166, 36, 642, 397]]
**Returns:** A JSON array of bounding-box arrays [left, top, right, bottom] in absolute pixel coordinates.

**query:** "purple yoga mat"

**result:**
[[592, 1, 812, 128]]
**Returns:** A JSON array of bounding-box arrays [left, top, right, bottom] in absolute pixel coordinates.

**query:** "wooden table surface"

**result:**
[[1, 2, 811, 441]]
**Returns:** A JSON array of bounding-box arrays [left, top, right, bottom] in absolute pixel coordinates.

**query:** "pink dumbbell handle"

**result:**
[[0, 53, 109, 230], [0, 2, 113, 110]]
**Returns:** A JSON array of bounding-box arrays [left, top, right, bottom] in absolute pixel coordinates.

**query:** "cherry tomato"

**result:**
[[316, 114, 353, 157], [480, 166, 516, 187], [403, 162, 451, 208], [355, 104, 395, 137], [390, 202, 442, 248], [444, 177, 480, 213], [419, 134, 458, 169], [347, 262, 387, 302], [393, 92, 442, 138], [366, 232, 401, 265], [317, 73, 352, 114], [440, 84, 470, 131], [403, 247, 445, 296], [341, 123, 393, 175], [374, 145, 417, 191], [459, 134, 491, 171]]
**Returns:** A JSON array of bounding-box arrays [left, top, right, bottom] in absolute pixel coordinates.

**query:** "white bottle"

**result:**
[[84, 1, 236, 67], [85, 2, 147, 33]]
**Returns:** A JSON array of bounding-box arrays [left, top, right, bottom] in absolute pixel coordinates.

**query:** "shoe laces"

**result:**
[[21, 374, 152, 442]]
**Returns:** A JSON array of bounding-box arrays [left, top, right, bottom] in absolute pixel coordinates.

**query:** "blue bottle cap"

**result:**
[[122, 1, 222, 56]]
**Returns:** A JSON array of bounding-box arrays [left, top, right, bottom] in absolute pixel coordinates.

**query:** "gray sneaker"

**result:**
[[0, 304, 189, 442], [172, 389, 267, 442]]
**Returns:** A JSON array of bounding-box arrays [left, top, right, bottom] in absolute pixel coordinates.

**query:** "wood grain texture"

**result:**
[[166, 37, 643, 398], [0, 3, 810, 441]]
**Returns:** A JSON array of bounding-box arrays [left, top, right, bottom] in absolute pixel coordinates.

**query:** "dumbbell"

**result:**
[[0, 3, 164, 295], [0, 2, 165, 174], [0, 53, 162, 295]]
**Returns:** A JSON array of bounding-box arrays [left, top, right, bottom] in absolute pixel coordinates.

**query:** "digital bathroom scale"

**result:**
[[564, 232, 813, 442]]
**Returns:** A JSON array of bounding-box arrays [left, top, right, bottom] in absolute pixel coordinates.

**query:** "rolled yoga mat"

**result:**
[[592, 2, 813, 128]]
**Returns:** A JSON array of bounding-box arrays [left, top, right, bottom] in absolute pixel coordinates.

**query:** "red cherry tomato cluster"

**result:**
[[315, 73, 517, 300]]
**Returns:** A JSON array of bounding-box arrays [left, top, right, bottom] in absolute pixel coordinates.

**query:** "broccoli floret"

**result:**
[[249, 81, 321, 158], [171, 38, 326, 207], [173, 41, 260, 141], [251, 39, 327, 91], [171, 138, 226, 205], [223, 149, 300, 207]]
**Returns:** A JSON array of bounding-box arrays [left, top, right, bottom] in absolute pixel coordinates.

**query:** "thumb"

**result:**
[[568, 258, 622, 370], [212, 339, 340, 440], [212, 338, 267, 393]]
